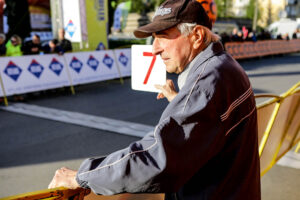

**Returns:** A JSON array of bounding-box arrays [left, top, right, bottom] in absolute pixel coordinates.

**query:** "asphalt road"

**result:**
[[0, 53, 299, 199]]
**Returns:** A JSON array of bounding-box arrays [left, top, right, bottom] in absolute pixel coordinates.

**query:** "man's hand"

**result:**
[[48, 167, 80, 189], [155, 79, 178, 102]]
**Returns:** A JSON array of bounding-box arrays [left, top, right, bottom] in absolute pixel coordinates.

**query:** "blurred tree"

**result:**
[[247, 0, 261, 31], [215, 0, 233, 18], [4, 0, 31, 40]]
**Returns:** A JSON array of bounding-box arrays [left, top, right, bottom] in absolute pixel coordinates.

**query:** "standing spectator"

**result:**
[[58, 28, 72, 53], [42, 39, 63, 54], [276, 34, 283, 40], [283, 33, 290, 41], [0, 33, 6, 56], [292, 31, 297, 39], [220, 32, 231, 45], [22, 34, 42, 55], [6, 34, 22, 57], [245, 32, 257, 42], [231, 28, 243, 42]]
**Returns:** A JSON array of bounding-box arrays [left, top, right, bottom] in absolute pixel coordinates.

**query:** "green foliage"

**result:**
[[215, 0, 234, 18], [112, 0, 163, 14], [246, 0, 260, 20], [130, 0, 155, 14]]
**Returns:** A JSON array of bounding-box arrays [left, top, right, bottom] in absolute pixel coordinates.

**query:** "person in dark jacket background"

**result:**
[[58, 28, 72, 53], [0, 33, 6, 56], [22, 34, 42, 55], [48, 1, 261, 199]]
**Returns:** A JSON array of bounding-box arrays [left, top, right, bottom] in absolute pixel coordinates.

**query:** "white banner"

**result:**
[[0, 49, 132, 97], [64, 50, 121, 85], [114, 48, 131, 77], [62, 0, 82, 42], [0, 54, 70, 96]]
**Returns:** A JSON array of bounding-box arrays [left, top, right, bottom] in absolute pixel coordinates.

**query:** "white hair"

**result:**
[[177, 23, 220, 46], [0, 33, 6, 40]]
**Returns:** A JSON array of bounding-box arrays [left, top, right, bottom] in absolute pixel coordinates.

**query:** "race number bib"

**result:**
[[131, 45, 166, 92]]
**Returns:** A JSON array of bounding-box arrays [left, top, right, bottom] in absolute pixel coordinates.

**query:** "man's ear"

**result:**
[[191, 26, 204, 49]]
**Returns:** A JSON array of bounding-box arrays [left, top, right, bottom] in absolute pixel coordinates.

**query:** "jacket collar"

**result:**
[[178, 41, 224, 89]]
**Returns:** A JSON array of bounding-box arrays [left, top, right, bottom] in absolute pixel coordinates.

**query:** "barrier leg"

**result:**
[[63, 55, 76, 95], [113, 51, 124, 85], [295, 141, 300, 153], [0, 73, 8, 106]]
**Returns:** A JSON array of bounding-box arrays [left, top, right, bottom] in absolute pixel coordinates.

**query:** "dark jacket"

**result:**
[[59, 39, 72, 53], [76, 41, 261, 200], [22, 40, 42, 55]]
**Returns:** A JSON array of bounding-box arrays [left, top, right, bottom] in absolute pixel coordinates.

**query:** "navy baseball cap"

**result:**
[[134, 0, 212, 38]]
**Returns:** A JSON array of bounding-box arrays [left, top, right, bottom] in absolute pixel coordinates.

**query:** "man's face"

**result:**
[[152, 26, 193, 74], [0, 37, 4, 44], [32, 35, 40, 44], [59, 29, 65, 39]]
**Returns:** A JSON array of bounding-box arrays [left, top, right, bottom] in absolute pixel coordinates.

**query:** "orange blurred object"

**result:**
[[196, 0, 217, 25]]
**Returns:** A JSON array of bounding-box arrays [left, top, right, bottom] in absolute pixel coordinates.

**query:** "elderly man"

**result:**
[[49, 0, 261, 199]]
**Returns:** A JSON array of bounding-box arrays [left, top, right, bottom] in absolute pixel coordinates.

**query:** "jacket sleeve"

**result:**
[[76, 86, 227, 195]]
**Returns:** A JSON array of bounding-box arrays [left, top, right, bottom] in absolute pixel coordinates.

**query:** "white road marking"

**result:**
[[0, 103, 154, 138], [277, 151, 300, 169]]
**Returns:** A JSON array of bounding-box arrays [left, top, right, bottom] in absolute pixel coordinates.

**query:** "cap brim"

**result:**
[[134, 20, 179, 38]]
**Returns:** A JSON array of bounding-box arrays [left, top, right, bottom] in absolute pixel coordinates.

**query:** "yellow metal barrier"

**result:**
[[255, 81, 300, 176], [1, 82, 299, 200], [0, 187, 90, 200]]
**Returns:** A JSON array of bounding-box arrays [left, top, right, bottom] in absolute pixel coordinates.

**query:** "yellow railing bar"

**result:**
[[269, 96, 300, 166], [256, 81, 300, 156], [281, 81, 300, 98], [295, 140, 300, 153], [255, 81, 300, 109], [0, 187, 89, 200], [0, 72, 8, 106], [258, 102, 281, 156]]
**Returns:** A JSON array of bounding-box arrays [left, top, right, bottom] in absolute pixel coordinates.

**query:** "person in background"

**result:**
[[0, 33, 6, 56], [42, 39, 63, 54], [58, 28, 72, 53], [231, 28, 243, 42], [6, 34, 22, 57], [22, 34, 42, 55], [292, 31, 297, 39], [283, 33, 290, 41], [245, 32, 257, 42]]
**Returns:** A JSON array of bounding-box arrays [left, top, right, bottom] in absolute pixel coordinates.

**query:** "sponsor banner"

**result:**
[[62, 0, 82, 42], [0, 48, 132, 97], [63, 50, 121, 85], [0, 54, 69, 96], [85, 0, 108, 50], [114, 48, 131, 77]]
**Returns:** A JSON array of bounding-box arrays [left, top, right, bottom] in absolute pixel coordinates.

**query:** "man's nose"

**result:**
[[152, 38, 163, 56]]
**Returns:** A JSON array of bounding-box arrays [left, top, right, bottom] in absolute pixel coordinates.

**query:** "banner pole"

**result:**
[[62, 55, 76, 95], [112, 50, 124, 85], [0, 72, 8, 106]]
